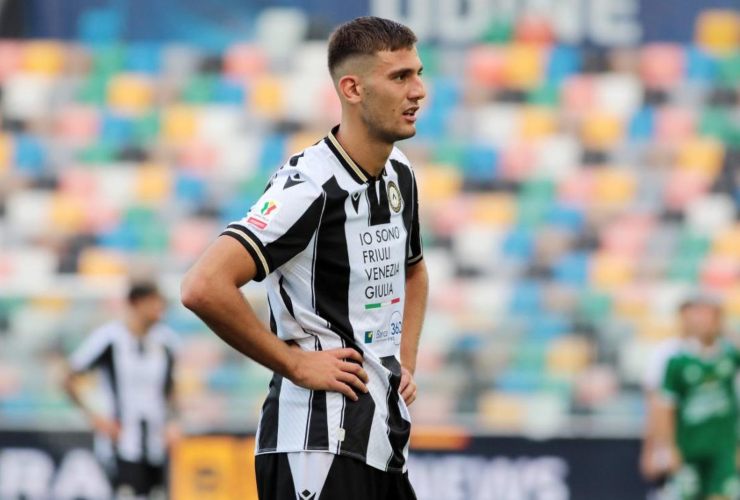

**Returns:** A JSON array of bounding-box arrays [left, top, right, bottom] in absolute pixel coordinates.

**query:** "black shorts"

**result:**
[[255, 452, 417, 500], [114, 457, 165, 496]]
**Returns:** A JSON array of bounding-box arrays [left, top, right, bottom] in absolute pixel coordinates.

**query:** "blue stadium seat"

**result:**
[[125, 42, 162, 74], [546, 45, 580, 84], [13, 134, 46, 176], [628, 107, 655, 141]]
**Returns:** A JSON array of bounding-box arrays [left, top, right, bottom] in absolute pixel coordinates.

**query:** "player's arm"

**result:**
[[181, 236, 369, 401], [399, 259, 428, 406], [653, 397, 682, 472], [63, 367, 120, 440]]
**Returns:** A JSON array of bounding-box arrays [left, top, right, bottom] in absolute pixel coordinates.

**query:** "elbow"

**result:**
[[180, 271, 210, 313]]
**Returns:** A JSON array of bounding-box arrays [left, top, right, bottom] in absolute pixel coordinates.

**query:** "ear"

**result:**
[[337, 74, 362, 104]]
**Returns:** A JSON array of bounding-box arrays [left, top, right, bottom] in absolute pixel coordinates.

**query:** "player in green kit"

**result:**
[[655, 294, 740, 500]]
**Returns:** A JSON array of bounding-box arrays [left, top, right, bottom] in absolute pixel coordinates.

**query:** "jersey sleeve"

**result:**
[[643, 341, 673, 391], [220, 165, 325, 281], [68, 327, 113, 373], [407, 169, 423, 266]]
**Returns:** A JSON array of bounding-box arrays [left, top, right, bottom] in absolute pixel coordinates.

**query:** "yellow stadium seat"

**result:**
[[287, 131, 324, 156], [416, 164, 463, 202], [519, 107, 557, 140], [22, 41, 65, 75], [503, 44, 543, 89], [0, 134, 12, 173], [547, 336, 592, 377], [50, 193, 86, 233], [250, 76, 284, 118], [478, 391, 526, 429], [593, 169, 636, 206], [676, 137, 724, 177], [713, 225, 740, 258], [613, 287, 651, 322], [108, 74, 154, 114], [162, 105, 198, 144], [78, 248, 128, 277], [723, 286, 740, 317], [581, 112, 624, 149], [135, 164, 172, 202], [695, 10, 740, 55], [470, 193, 516, 226], [590, 253, 633, 289]]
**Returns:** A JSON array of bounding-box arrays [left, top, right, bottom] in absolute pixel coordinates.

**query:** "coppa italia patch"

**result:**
[[246, 200, 280, 230]]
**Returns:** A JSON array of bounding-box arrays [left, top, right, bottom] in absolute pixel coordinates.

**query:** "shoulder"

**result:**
[[390, 147, 414, 173], [87, 321, 121, 344], [151, 324, 181, 352], [270, 141, 335, 190]]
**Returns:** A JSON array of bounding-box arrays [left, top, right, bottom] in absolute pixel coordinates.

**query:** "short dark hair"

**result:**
[[327, 16, 417, 77], [127, 281, 161, 304]]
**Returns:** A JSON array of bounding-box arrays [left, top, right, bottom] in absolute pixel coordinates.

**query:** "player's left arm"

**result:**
[[399, 259, 428, 406]]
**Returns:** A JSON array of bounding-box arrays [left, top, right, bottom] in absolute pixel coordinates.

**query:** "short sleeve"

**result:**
[[221, 165, 326, 281], [407, 170, 423, 266], [643, 341, 674, 391], [69, 327, 113, 373]]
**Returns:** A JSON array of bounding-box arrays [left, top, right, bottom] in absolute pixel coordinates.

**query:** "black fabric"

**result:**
[[114, 458, 165, 496], [255, 453, 417, 500], [258, 374, 283, 451]]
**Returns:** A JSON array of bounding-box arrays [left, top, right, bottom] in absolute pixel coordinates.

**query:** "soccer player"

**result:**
[[654, 294, 740, 500], [64, 282, 181, 499], [181, 16, 428, 500], [641, 303, 690, 484]]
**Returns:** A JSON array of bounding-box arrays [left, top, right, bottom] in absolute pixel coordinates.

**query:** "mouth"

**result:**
[[402, 107, 419, 123]]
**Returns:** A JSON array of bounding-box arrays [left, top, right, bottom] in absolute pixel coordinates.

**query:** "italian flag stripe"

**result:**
[[365, 297, 400, 310]]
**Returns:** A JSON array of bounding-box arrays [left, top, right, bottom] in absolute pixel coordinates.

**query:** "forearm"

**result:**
[[63, 374, 96, 419], [401, 260, 428, 374], [183, 279, 295, 377], [654, 400, 678, 449]]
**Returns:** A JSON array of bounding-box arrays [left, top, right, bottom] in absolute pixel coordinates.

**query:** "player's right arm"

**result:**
[[653, 358, 683, 473], [63, 329, 120, 440], [181, 235, 369, 401]]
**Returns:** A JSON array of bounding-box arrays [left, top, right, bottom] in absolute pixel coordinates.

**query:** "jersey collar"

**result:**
[[325, 125, 386, 184]]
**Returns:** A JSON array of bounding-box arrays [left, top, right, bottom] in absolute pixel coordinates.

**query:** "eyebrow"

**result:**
[[388, 66, 424, 78]]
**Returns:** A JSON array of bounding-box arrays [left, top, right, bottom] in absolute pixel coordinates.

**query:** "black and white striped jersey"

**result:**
[[69, 321, 179, 465], [221, 126, 423, 472]]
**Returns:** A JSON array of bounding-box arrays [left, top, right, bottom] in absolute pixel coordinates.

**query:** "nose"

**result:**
[[409, 75, 426, 102]]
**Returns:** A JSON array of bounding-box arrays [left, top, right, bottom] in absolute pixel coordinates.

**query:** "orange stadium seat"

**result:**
[[467, 45, 506, 87], [514, 15, 555, 45], [162, 105, 199, 144], [590, 253, 634, 289], [224, 44, 267, 79], [50, 193, 87, 234], [135, 164, 172, 203], [77, 248, 128, 277], [581, 112, 624, 150], [639, 43, 686, 88], [655, 107, 695, 144], [593, 168, 637, 207], [250, 75, 284, 118], [0, 41, 23, 81], [561, 75, 596, 115], [676, 137, 725, 177]]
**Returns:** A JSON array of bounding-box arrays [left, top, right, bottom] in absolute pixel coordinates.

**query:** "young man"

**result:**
[[641, 303, 690, 486], [654, 295, 740, 500], [181, 16, 428, 500], [64, 282, 180, 499]]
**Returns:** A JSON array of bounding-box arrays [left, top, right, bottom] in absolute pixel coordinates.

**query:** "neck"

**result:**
[[335, 115, 393, 178], [124, 314, 149, 338]]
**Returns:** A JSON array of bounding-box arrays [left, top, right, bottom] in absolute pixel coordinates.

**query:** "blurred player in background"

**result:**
[[182, 16, 427, 500], [653, 294, 740, 500], [641, 299, 695, 488], [64, 282, 181, 499]]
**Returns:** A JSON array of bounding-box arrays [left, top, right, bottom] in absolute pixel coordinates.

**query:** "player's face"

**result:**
[[682, 304, 722, 342], [133, 294, 167, 325], [360, 47, 425, 144]]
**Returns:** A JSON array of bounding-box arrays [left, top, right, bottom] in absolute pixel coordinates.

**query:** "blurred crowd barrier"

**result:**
[[1, 9, 740, 436]]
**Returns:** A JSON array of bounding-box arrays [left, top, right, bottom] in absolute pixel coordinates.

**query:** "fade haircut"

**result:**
[[327, 16, 417, 79], [127, 281, 161, 304]]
